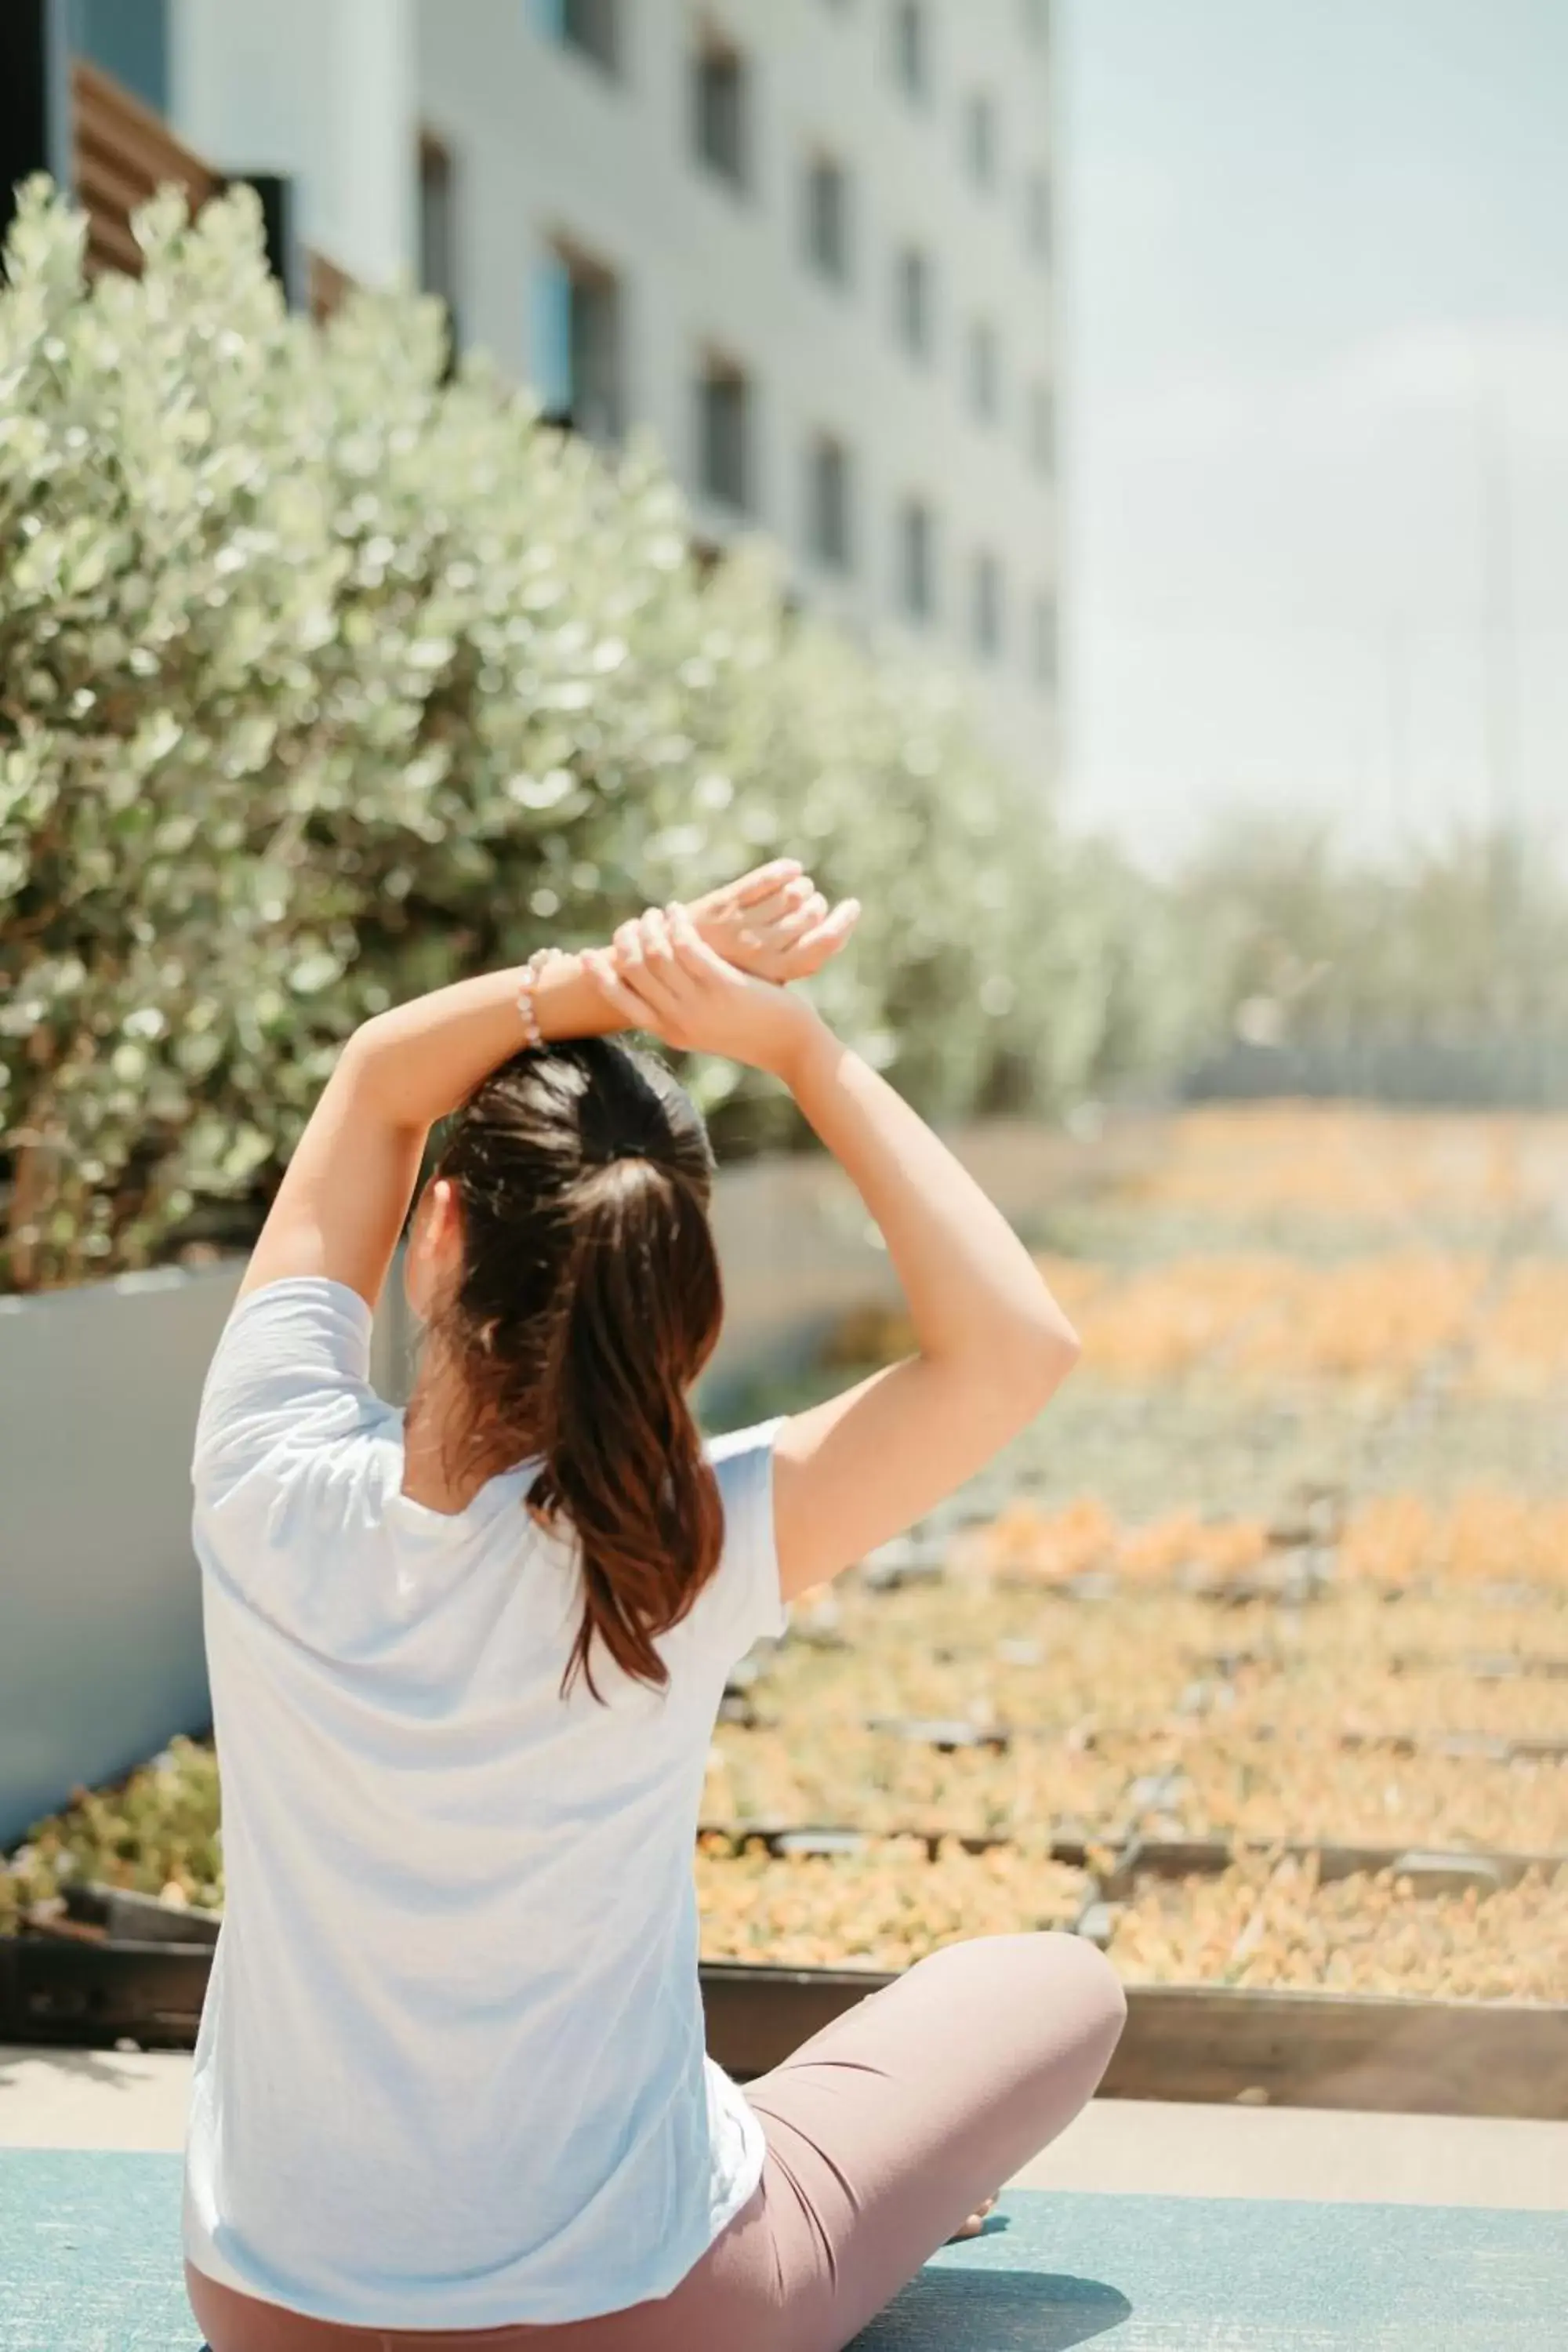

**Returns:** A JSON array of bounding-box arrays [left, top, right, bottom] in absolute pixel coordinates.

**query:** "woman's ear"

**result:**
[[404, 1177, 463, 1321]]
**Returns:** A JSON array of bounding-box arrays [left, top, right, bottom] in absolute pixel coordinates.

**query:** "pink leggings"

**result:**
[[189, 1933, 1127, 2352]]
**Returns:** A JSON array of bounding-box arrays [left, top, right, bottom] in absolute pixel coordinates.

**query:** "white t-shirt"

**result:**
[[182, 1276, 784, 2329]]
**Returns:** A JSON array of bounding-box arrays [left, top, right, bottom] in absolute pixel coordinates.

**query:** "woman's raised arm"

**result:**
[[767, 1015, 1079, 1595], [583, 906, 1080, 1599]]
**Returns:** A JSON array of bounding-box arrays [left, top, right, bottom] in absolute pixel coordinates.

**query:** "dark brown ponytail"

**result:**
[[427, 1038, 725, 1699]]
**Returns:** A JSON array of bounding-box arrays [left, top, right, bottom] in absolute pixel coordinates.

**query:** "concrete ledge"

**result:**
[[5, 2052, 1566, 2214], [0, 2045, 191, 2154], [1018, 2097, 1568, 2212]]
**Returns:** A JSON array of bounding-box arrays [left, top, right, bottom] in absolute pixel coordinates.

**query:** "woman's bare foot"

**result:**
[[946, 2194, 999, 2242]]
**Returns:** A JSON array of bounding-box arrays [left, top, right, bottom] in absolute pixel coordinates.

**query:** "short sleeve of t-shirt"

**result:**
[[191, 1278, 386, 1631], [193, 1276, 378, 1501], [691, 1419, 787, 1666]]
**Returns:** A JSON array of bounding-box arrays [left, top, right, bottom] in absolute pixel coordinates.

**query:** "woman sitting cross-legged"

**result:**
[[184, 860, 1125, 2352]]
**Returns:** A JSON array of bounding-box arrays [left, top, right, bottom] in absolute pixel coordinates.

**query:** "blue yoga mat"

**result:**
[[2, 2149, 1565, 2350]]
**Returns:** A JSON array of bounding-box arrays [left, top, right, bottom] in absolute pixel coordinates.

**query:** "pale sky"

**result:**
[[1061, 0, 1568, 867]]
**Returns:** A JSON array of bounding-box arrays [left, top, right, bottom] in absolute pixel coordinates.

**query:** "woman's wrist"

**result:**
[[766, 1000, 837, 1093], [528, 947, 628, 1043]]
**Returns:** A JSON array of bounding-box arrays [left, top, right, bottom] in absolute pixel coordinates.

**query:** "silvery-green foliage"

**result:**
[[1172, 818, 1568, 1045], [0, 183, 1179, 1290]]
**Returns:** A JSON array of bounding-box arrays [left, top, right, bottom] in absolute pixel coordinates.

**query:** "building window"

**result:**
[[693, 29, 750, 191], [1030, 589, 1058, 689], [67, 0, 169, 113], [532, 242, 624, 443], [895, 244, 934, 361], [964, 90, 999, 188], [806, 433, 854, 573], [968, 319, 1000, 423], [698, 354, 753, 513], [804, 152, 851, 285], [896, 496, 937, 622], [891, 2, 929, 103], [534, 0, 621, 72], [1025, 169, 1052, 263], [1027, 379, 1054, 473], [418, 132, 459, 330], [971, 550, 1005, 661]]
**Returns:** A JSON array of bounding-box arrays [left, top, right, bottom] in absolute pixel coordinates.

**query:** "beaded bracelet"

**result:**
[[517, 949, 551, 1049]]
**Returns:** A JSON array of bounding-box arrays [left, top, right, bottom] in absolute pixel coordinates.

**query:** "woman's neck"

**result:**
[[401, 1351, 539, 1515]]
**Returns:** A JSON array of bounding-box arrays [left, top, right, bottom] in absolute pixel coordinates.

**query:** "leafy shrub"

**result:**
[[0, 183, 1178, 1290], [1176, 818, 1568, 1049], [2, 1735, 222, 1916]]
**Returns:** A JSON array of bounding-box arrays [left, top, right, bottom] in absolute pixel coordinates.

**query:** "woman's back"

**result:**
[[186, 1277, 784, 2329]]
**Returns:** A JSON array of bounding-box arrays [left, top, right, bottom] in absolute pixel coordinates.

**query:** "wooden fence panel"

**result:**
[[71, 58, 222, 278], [307, 247, 354, 322], [70, 58, 354, 317]]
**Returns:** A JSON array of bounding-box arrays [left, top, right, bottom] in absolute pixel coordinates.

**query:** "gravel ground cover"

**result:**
[[1104, 1848, 1567, 2002], [694, 1837, 1092, 1972], [702, 1715, 1568, 1853]]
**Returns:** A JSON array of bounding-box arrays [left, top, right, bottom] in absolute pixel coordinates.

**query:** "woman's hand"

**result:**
[[584, 906, 828, 1081], [689, 860, 860, 982]]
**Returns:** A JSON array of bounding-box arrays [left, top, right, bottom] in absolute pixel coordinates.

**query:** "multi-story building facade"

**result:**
[[53, 0, 1060, 788]]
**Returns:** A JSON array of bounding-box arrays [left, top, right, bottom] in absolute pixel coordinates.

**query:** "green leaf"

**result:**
[[289, 950, 345, 996]]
